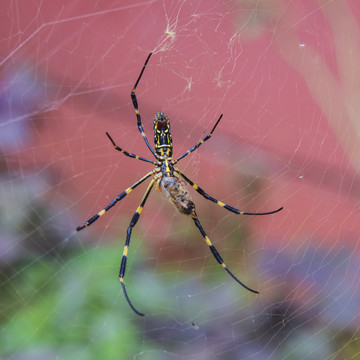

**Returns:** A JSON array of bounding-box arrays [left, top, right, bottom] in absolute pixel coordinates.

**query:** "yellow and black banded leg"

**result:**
[[192, 216, 259, 294], [119, 178, 156, 316], [106, 132, 157, 165], [176, 169, 283, 216], [131, 52, 157, 158], [76, 170, 157, 231], [173, 114, 223, 164]]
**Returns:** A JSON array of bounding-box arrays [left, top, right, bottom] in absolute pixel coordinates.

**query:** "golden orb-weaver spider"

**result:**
[[76, 52, 283, 316]]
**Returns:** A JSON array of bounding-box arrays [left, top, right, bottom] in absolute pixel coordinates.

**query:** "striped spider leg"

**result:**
[[175, 169, 283, 217], [119, 175, 161, 316], [76, 169, 160, 317], [76, 170, 158, 232], [172, 168, 283, 293]]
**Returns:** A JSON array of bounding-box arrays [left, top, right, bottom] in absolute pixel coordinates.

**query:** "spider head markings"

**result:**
[[153, 111, 173, 158]]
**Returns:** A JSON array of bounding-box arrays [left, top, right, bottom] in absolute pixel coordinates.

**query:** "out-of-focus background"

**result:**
[[1, 1, 360, 359]]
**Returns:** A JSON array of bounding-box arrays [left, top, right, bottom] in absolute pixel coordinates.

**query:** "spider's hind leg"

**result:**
[[191, 216, 259, 294], [119, 177, 157, 316]]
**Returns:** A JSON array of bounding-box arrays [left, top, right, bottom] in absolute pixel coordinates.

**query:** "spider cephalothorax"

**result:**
[[153, 111, 173, 158], [76, 52, 283, 316]]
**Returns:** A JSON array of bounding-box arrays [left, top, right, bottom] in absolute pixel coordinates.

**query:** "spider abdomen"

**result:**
[[160, 176, 195, 216]]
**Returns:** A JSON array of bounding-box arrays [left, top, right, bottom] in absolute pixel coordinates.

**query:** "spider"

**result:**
[[76, 52, 283, 316]]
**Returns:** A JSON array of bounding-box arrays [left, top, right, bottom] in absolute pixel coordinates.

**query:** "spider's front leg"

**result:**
[[130, 52, 157, 158]]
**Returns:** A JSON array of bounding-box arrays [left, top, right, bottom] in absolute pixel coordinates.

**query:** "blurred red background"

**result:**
[[2, 0, 359, 249]]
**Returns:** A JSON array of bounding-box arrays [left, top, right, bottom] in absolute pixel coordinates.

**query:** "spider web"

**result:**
[[1, 0, 360, 359]]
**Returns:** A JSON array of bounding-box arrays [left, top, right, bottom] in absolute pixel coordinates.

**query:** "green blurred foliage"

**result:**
[[1, 233, 359, 360], [0, 245, 152, 359]]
